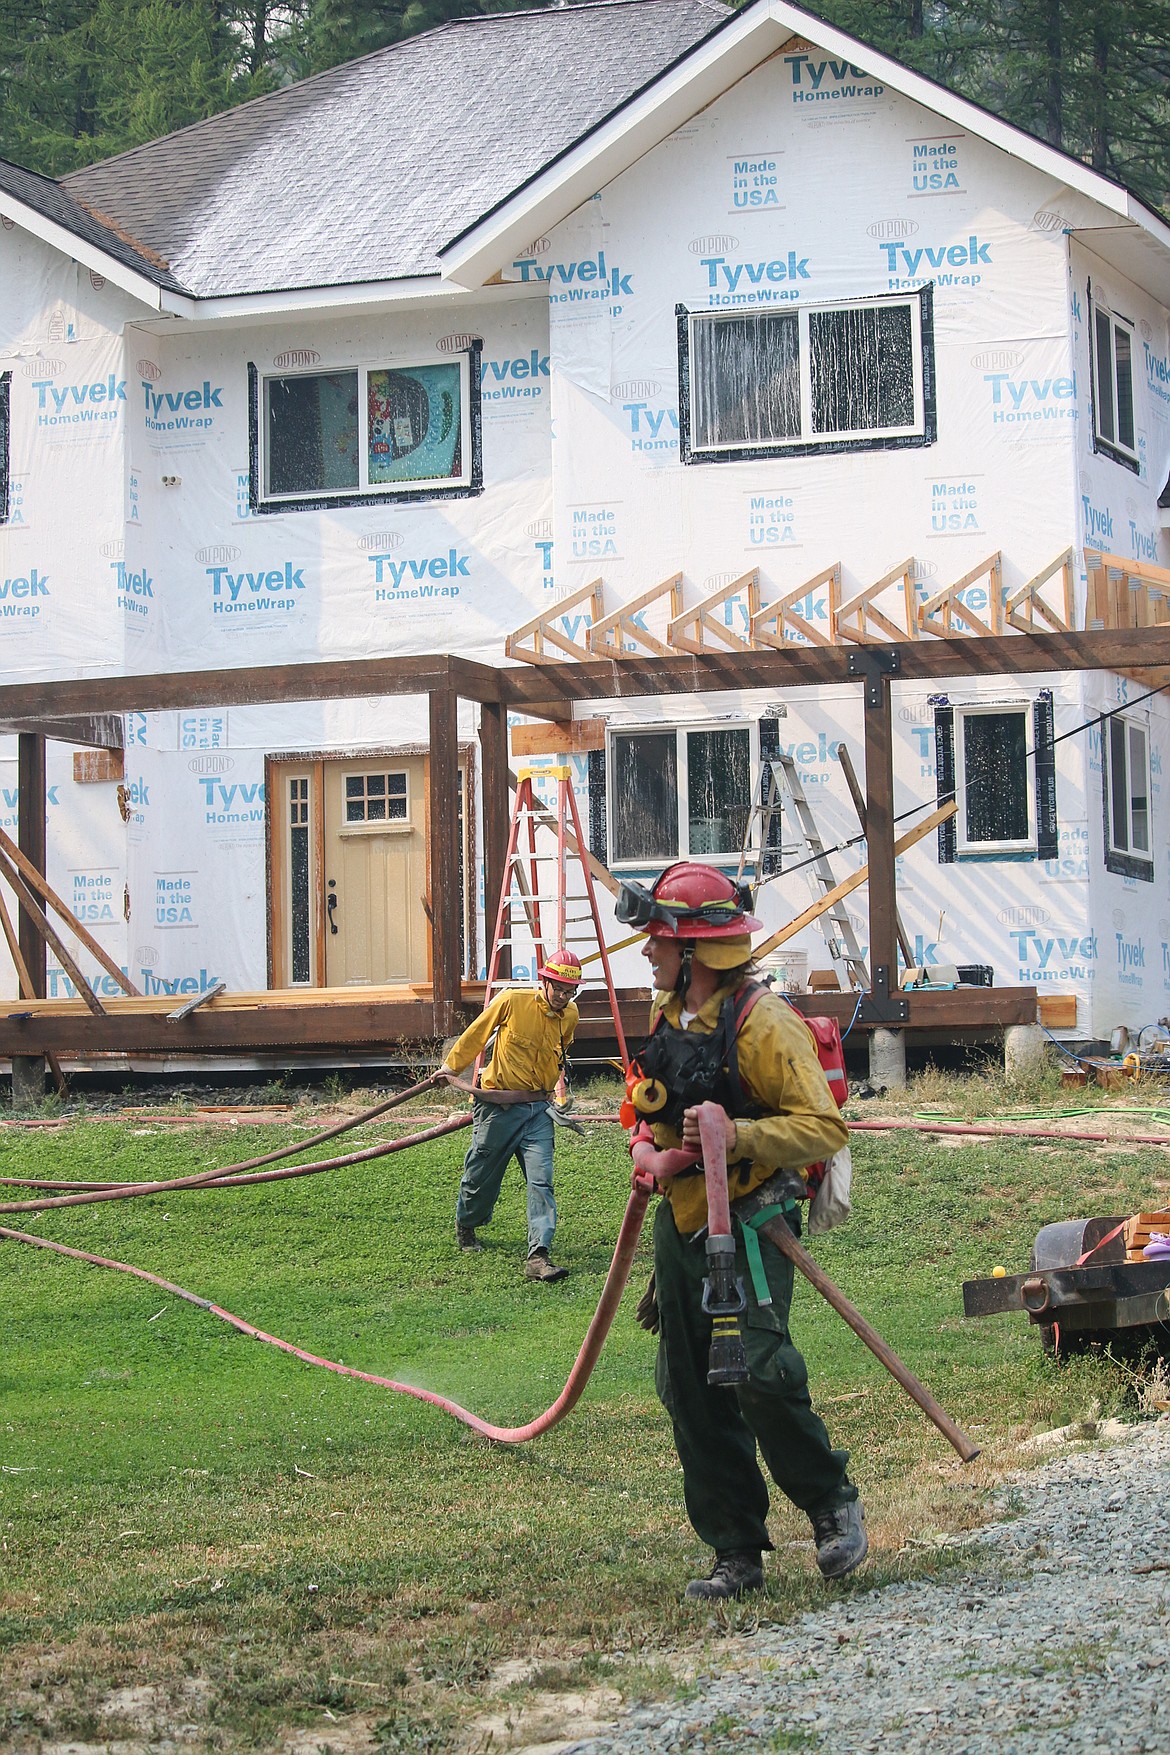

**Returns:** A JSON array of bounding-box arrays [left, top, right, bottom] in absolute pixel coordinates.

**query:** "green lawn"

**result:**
[[1, 1081, 1165, 1750]]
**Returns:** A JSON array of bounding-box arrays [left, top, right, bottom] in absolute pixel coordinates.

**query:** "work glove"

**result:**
[[635, 1272, 660, 1335], [548, 1101, 585, 1135]]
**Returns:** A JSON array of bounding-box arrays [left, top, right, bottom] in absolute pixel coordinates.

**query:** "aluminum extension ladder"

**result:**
[[483, 766, 629, 1069], [739, 751, 870, 992]]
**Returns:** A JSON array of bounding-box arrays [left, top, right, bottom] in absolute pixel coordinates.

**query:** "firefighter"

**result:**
[[441, 949, 581, 1282], [617, 863, 867, 1599]]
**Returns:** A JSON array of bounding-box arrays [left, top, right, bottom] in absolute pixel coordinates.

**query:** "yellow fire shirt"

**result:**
[[443, 987, 578, 1094], [648, 982, 849, 1233]]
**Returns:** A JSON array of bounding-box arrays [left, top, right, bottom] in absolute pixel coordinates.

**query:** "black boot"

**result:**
[[811, 1500, 867, 1579], [456, 1224, 483, 1252], [525, 1248, 568, 1281], [684, 1550, 763, 1601]]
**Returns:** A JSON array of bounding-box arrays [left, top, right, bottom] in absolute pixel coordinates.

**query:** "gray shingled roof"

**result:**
[[59, 0, 729, 300], [0, 157, 187, 293]]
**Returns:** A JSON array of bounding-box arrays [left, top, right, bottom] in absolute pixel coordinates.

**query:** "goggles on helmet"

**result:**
[[615, 877, 754, 934]]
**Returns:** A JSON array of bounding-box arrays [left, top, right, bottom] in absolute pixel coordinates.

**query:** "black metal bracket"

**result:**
[[848, 647, 900, 707], [858, 963, 909, 1024]]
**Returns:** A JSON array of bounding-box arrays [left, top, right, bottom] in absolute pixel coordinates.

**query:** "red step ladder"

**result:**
[[484, 766, 629, 1072]]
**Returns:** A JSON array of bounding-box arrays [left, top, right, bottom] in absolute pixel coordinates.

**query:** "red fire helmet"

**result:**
[[639, 862, 762, 938], [537, 948, 583, 985]]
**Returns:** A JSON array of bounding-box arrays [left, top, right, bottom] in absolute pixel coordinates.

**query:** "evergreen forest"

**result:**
[[0, 0, 1167, 216]]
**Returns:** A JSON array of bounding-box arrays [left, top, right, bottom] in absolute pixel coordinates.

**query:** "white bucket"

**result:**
[[758, 947, 808, 992]]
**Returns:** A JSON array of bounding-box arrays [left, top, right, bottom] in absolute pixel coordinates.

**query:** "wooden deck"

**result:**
[[0, 980, 1044, 1063]]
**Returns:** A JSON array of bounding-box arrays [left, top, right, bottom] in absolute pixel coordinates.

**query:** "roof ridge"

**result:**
[[62, 0, 717, 186]]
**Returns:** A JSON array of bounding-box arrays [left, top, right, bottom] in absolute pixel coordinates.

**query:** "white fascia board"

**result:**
[[0, 191, 166, 311], [442, 0, 1170, 290], [144, 275, 532, 334]]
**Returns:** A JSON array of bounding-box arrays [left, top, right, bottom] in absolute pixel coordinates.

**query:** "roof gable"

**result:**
[[441, 0, 1170, 302]]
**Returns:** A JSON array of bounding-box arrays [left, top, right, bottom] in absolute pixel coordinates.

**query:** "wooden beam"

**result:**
[[428, 688, 461, 1036], [0, 714, 124, 749], [494, 626, 1170, 706], [509, 718, 606, 757], [0, 654, 503, 722]]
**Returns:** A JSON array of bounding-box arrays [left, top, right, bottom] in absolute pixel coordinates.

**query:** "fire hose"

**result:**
[[2, 1091, 978, 1458]]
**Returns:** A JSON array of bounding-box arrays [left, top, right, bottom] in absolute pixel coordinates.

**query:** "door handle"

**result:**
[[327, 881, 338, 935]]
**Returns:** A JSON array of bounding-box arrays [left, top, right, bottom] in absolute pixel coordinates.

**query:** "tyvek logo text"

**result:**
[[32, 374, 124, 428]]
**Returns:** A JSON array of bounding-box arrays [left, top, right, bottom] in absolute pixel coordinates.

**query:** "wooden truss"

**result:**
[[504, 578, 604, 663], [917, 553, 1003, 638], [502, 546, 1170, 663]]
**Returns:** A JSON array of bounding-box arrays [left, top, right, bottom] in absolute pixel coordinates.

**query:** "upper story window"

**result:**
[[1103, 713, 1152, 880], [1091, 297, 1138, 472], [935, 695, 1058, 863], [248, 348, 482, 513], [608, 724, 753, 867], [678, 286, 935, 464]]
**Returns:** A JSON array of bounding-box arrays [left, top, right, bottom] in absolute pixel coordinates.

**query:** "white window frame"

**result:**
[[606, 721, 758, 870], [1104, 712, 1152, 867], [255, 353, 476, 508], [954, 703, 1036, 856], [681, 288, 933, 461], [1090, 297, 1138, 468]]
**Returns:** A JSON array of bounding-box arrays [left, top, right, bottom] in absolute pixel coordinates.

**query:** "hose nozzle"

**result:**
[[701, 1232, 748, 1386]]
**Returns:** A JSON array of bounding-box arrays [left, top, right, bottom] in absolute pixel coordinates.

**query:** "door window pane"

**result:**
[[345, 770, 408, 824], [288, 776, 311, 984], [1130, 723, 1149, 852], [687, 727, 751, 855], [611, 732, 679, 862]]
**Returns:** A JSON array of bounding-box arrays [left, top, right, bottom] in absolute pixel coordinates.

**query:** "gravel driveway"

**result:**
[[563, 1415, 1170, 1755]]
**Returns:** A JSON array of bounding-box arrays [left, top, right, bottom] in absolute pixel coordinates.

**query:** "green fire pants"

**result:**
[[653, 1196, 857, 1555]]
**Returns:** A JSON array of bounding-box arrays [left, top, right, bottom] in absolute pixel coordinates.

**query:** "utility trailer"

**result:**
[[963, 1216, 1170, 1355]]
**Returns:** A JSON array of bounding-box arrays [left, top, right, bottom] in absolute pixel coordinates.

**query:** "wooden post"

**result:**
[[13, 733, 46, 1103], [429, 688, 461, 1036], [16, 734, 46, 998], [862, 673, 898, 996], [479, 701, 511, 981]]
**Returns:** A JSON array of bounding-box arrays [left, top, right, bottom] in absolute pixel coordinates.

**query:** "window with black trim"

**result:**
[[248, 348, 482, 512], [1090, 296, 1138, 471], [1103, 713, 1152, 880], [678, 286, 935, 464], [607, 723, 753, 867], [0, 371, 9, 524], [935, 695, 1057, 862]]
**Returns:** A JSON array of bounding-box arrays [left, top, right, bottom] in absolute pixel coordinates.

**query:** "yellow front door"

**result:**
[[322, 757, 430, 985]]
